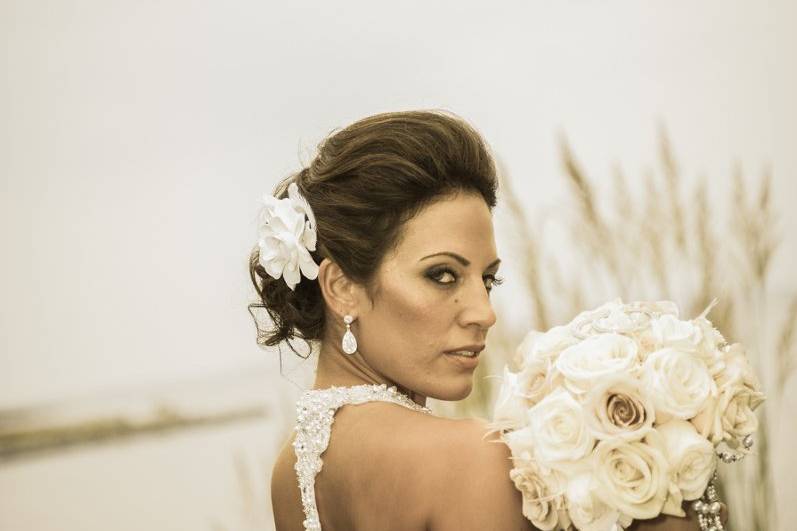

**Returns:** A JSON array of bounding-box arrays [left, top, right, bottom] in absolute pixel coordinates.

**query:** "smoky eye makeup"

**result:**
[[425, 265, 505, 290], [425, 265, 457, 285]]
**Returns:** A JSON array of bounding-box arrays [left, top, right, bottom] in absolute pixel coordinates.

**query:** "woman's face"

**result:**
[[355, 191, 501, 401]]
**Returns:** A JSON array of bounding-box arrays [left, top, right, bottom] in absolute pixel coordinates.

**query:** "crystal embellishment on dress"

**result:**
[[292, 383, 432, 530]]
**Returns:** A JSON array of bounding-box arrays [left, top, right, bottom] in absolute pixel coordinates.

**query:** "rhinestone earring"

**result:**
[[341, 314, 358, 354]]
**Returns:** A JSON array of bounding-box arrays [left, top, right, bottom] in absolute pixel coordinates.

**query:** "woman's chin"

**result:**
[[431, 378, 474, 401]]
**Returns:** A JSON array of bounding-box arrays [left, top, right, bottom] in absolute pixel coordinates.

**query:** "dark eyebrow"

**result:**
[[420, 252, 501, 269]]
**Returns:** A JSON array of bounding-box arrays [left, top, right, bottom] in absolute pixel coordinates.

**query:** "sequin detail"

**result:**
[[292, 383, 433, 530]]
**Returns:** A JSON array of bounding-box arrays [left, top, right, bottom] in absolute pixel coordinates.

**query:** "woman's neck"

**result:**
[[313, 342, 427, 407]]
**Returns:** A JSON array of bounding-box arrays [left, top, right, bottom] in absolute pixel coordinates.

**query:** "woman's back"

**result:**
[[256, 111, 704, 531], [271, 391, 533, 531]]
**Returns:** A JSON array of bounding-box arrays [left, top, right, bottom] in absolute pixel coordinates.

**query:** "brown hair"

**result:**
[[248, 110, 498, 356]]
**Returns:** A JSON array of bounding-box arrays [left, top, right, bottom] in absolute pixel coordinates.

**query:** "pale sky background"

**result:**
[[2, 0, 794, 407], [1, 0, 796, 527]]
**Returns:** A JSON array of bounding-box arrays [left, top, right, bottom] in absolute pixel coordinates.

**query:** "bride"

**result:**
[[251, 110, 703, 530]]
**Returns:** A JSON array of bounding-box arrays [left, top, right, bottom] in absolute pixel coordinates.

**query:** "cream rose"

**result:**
[[566, 473, 622, 531], [527, 388, 595, 466], [509, 462, 567, 531], [689, 396, 718, 443], [503, 425, 538, 463], [657, 419, 716, 500], [555, 333, 640, 394], [650, 314, 703, 351], [717, 344, 760, 388], [642, 347, 715, 420], [592, 307, 638, 333], [692, 379, 764, 447], [695, 348, 726, 379], [518, 326, 579, 367], [584, 375, 655, 441], [694, 316, 726, 352], [517, 356, 553, 408], [688, 317, 727, 376], [691, 343, 765, 445], [513, 330, 543, 367], [593, 436, 670, 519], [490, 366, 528, 431], [720, 385, 764, 445]]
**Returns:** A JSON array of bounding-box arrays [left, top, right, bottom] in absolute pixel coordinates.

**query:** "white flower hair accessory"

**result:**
[[256, 181, 319, 291]]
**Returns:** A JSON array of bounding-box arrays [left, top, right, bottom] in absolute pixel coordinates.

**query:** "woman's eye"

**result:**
[[484, 274, 505, 291], [429, 268, 457, 285], [428, 268, 505, 292]]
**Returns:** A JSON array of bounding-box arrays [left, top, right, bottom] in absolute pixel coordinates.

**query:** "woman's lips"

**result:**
[[443, 351, 480, 370]]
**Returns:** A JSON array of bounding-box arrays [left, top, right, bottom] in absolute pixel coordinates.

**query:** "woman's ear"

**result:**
[[317, 258, 361, 318]]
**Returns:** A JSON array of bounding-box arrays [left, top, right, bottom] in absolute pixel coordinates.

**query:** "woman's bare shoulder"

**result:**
[[410, 416, 703, 531], [269, 405, 536, 530], [408, 415, 537, 531]]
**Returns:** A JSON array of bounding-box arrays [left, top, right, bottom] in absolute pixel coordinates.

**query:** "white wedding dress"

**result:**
[[292, 383, 433, 530]]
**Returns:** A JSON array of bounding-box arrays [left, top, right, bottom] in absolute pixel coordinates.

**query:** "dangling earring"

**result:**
[[342, 314, 358, 354]]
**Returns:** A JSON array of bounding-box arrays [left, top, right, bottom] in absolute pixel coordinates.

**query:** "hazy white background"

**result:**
[[1, 1, 795, 530]]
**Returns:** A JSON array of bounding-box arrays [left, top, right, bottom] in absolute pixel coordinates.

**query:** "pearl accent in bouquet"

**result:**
[[490, 298, 765, 531]]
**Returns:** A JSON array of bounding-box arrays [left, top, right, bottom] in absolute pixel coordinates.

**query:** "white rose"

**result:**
[[513, 330, 542, 367], [566, 473, 622, 531], [503, 425, 538, 463], [650, 314, 703, 351], [685, 318, 727, 376], [555, 333, 640, 394], [643, 347, 715, 420], [691, 343, 765, 446], [657, 419, 716, 500], [584, 375, 655, 441], [593, 436, 670, 519], [518, 326, 579, 367], [634, 330, 659, 359], [632, 305, 680, 358], [719, 385, 764, 445], [692, 374, 764, 447], [527, 388, 595, 467], [517, 357, 554, 408], [717, 344, 760, 389], [715, 345, 761, 434], [509, 462, 567, 531], [593, 307, 638, 333], [689, 395, 719, 443], [490, 366, 528, 431], [694, 316, 726, 353], [695, 348, 726, 379]]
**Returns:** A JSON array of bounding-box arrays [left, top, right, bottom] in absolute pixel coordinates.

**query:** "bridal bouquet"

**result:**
[[490, 299, 765, 531]]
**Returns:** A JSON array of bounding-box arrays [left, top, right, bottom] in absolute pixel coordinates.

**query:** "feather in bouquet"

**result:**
[[489, 299, 765, 531]]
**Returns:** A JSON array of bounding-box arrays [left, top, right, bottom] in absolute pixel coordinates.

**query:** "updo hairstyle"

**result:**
[[248, 110, 499, 356]]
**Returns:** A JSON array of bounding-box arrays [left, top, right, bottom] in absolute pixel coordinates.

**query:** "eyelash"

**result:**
[[427, 266, 505, 291]]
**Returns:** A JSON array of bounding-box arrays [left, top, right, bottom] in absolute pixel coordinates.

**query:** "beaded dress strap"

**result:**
[[292, 383, 432, 531]]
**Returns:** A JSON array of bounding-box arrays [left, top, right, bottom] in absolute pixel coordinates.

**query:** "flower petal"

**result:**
[[301, 220, 317, 251], [282, 264, 300, 291], [297, 247, 319, 280], [288, 182, 317, 229]]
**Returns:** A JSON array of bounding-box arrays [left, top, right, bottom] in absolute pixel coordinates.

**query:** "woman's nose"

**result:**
[[459, 278, 497, 330]]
